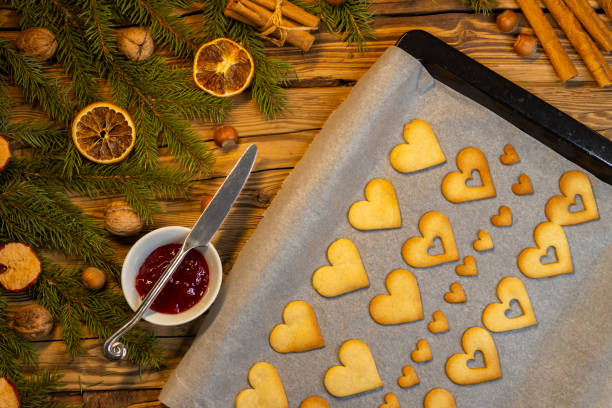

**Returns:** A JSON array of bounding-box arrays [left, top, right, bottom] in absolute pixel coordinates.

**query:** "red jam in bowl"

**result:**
[[135, 243, 209, 314]]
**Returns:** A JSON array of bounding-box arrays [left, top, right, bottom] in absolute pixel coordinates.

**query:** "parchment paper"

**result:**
[[160, 46, 612, 407]]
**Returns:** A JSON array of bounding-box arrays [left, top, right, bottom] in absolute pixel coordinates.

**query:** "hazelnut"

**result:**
[[496, 10, 518, 33], [16, 27, 57, 61], [200, 194, 213, 212], [0, 135, 10, 172], [82, 266, 106, 290], [324, 0, 347, 5], [513, 34, 537, 57], [11, 304, 54, 340], [104, 200, 144, 236], [116, 27, 154, 61], [213, 126, 239, 151]]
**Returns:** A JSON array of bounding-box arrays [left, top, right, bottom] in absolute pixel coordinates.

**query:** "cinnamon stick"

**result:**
[[250, 0, 320, 28], [563, 0, 612, 52], [515, 0, 578, 81], [595, 0, 612, 20], [542, 0, 612, 86]]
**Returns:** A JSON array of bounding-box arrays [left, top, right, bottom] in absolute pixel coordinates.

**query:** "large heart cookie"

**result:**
[[269, 300, 324, 353], [236, 362, 289, 408], [445, 327, 502, 385], [324, 339, 382, 397], [300, 396, 329, 408], [348, 178, 401, 230], [482, 276, 537, 332], [389, 119, 446, 173], [312, 238, 369, 297], [545, 170, 599, 226], [441, 147, 496, 203], [518, 222, 573, 279], [398, 365, 419, 388], [424, 388, 456, 408], [369, 269, 423, 325], [379, 393, 401, 408], [411, 339, 432, 363], [401, 211, 459, 268]]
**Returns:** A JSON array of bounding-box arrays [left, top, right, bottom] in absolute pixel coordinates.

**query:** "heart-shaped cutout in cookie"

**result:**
[[491, 205, 512, 227], [499, 144, 520, 165], [411, 339, 432, 363], [402, 211, 459, 268], [512, 174, 533, 195], [369, 269, 423, 325], [545, 170, 599, 226], [379, 393, 401, 408], [312, 238, 369, 297], [324, 339, 382, 397], [348, 178, 401, 230], [236, 362, 289, 408], [397, 365, 419, 388], [482, 276, 537, 332], [390, 119, 446, 173], [445, 327, 502, 385], [455, 256, 477, 276], [300, 396, 329, 408], [269, 300, 324, 353], [442, 147, 496, 203], [424, 388, 456, 408], [473, 230, 493, 252], [428, 310, 449, 334], [444, 282, 466, 303], [518, 221, 573, 279]]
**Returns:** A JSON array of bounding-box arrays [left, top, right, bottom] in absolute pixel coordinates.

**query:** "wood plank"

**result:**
[[52, 389, 166, 408]]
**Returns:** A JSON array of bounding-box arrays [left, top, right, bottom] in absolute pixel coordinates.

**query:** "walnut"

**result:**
[[104, 200, 144, 236], [16, 27, 58, 62], [10, 304, 54, 341], [116, 27, 154, 61]]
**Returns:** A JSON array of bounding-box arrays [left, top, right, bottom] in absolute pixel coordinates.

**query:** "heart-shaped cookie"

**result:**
[[300, 396, 329, 408], [491, 205, 512, 227], [269, 300, 324, 353], [390, 119, 446, 173], [473, 230, 493, 252], [545, 170, 599, 226], [445, 326, 502, 385], [379, 393, 401, 408], [424, 388, 456, 408], [348, 178, 401, 230], [411, 339, 432, 363], [482, 276, 537, 332], [499, 144, 520, 165], [455, 256, 477, 276], [428, 310, 449, 334], [518, 221, 573, 279], [512, 174, 533, 195], [444, 282, 466, 303], [324, 339, 382, 397], [369, 269, 423, 325], [441, 147, 496, 203], [235, 362, 289, 408], [312, 238, 369, 297], [401, 211, 459, 268], [397, 365, 419, 388]]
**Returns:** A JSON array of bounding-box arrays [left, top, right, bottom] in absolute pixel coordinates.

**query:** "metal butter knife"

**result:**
[[103, 144, 258, 361]]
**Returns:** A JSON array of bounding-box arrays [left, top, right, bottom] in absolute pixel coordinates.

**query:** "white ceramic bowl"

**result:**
[[121, 226, 222, 326]]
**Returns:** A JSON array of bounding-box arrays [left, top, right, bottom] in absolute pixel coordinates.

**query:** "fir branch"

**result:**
[[0, 121, 66, 152], [0, 76, 10, 122], [17, 370, 65, 408], [461, 0, 497, 14], [0, 300, 38, 382]]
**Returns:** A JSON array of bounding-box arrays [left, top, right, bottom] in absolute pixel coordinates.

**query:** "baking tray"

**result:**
[[396, 30, 612, 185]]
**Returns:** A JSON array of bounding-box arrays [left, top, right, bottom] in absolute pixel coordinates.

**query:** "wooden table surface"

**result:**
[[2, 1, 611, 406]]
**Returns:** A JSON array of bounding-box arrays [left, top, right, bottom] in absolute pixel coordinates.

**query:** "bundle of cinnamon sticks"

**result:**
[[516, 0, 612, 87]]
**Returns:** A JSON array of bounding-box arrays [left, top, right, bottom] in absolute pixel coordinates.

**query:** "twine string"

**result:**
[[259, 0, 317, 46]]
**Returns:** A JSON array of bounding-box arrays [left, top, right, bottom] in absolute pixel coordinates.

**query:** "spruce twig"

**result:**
[[462, 0, 497, 14]]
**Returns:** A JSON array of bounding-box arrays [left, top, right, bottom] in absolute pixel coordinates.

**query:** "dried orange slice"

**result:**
[[72, 102, 136, 164], [193, 38, 254, 97]]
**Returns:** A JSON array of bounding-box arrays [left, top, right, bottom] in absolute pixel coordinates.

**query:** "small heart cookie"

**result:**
[[324, 339, 382, 397], [482, 276, 537, 332], [379, 393, 401, 408], [499, 144, 520, 165], [402, 211, 459, 268], [428, 310, 449, 334], [455, 256, 477, 277], [424, 388, 456, 408], [369, 269, 423, 325], [312, 238, 369, 297], [300, 396, 329, 408], [473, 230, 493, 252], [444, 282, 466, 303], [348, 178, 401, 230], [397, 365, 419, 388], [390, 119, 446, 173], [445, 327, 502, 385], [491, 205, 512, 227], [411, 339, 432, 363], [236, 362, 289, 408], [518, 221, 573, 279], [512, 174, 533, 195], [545, 170, 599, 226], [442, 147, 496, 203], [269, 301, 324, 353]]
